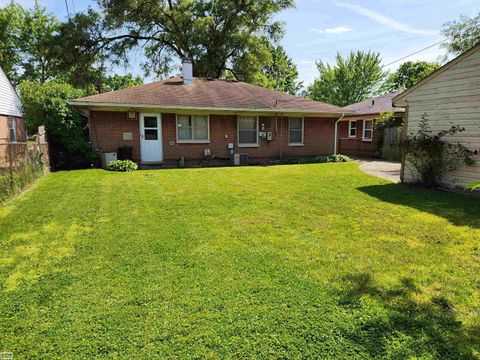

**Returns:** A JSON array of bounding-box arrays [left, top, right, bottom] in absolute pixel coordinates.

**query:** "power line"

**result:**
[[64, 0, 70, 19], [382, 38, 448, 68], [71, 0, 76, 15]]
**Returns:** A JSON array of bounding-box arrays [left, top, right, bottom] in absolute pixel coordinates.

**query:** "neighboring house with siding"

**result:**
[[394, 43, 480, 188], [0, 66, 26, 162], [337, 91, 405, 157], [70, 58, 349, 166]]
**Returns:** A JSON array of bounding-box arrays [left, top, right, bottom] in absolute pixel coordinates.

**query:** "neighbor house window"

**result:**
[[176, 115, 209, 142], [363, 120, 373, 141], [8, 117, 16, 142], [289, 117, 304, 145], [348, 120, 357, 137], [238, 116, 258, 147]]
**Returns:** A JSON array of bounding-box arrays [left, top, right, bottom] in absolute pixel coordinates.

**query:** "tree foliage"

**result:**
[[261, 45, 302, 95], [18, 81, 98, 170], [307, 51, 387, 107], [101, 74, 144, 93], [58, 0, 294, 81], [0, 1, 60, 85], [384, 61, 440, 91], [441, 12, 480, 57], [0, 1, 24, 82]]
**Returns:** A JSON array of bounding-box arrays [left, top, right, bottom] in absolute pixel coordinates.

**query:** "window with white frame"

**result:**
[[176, 115, 209, 142], [289, 117, 304, 145], [8, 117, 16, 142], [238, 116, 258, 146], [348, 120, 357, 137], [363, 120, 373, 141]]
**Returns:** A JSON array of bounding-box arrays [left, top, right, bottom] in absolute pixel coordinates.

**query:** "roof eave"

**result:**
[[69, 101, 352, 117]]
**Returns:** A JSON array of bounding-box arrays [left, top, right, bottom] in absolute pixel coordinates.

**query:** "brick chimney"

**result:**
[[182, 56, 193, 85]]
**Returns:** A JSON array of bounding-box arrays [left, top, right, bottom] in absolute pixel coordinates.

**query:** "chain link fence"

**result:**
[[0, 127, 49, 202]]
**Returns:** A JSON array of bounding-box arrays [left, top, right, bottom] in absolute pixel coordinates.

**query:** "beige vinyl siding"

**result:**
[[402, 46, 480, 188]]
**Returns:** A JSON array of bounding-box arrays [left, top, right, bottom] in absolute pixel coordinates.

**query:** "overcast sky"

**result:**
[[1, 0, 479, 86]]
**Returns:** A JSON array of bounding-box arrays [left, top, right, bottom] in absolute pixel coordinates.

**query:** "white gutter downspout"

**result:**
[[334, 112, 345, 155]]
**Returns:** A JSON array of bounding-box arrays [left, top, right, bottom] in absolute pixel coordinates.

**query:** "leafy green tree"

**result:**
[[0, 1, 60, 85], [18, 2, 60, 83], [384, 61, 440, 91], [307, 51, 386, 107], [19, 80, 97, 170], [58, 0, 294, 81], [102, 74, 144, 92], [261, 45, 302, 95], [0, 2, 25, 83], [441, 12, 480, 56]]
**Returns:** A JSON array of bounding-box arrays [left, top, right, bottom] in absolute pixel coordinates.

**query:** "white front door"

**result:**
[[140, 113, 163, 162]]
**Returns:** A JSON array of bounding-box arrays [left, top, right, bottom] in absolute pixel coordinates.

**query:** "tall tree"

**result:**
[[101, 73, 144, 92], [441, 12, 480, 56], [383, 61, 440, 91], [0, 2, 25, 83], [0, 1, 60, 85], [58, 0, 294, 81], [261, 45, 302, 95], [18, 1, 60, 83], [307, 51, 386, 107]]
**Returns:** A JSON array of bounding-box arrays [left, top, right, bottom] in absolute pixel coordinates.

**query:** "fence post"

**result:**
[[8, 143, 14, 191]]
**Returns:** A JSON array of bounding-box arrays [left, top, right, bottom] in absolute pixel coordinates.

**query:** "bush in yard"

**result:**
[[107, 160, 138, 172], [401, 113, 474, 187], [287, 154, 350, 164], [18, 80, 99, 170]]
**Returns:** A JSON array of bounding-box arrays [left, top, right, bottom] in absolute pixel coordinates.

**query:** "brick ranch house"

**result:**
[[70, 59, 353, 167], [336, 90, 405, 158], [0, 66, 26, 163]]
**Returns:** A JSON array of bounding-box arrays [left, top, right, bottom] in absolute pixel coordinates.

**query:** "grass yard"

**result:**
[[1, 163, 479, 359]]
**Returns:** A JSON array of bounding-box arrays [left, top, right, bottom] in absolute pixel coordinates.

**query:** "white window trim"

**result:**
[[175, 114, 210, 143], [362, 119, 373, 142], [8, 117, 17, 143], [348, 120, 357, 138], [288, 117, 304, 146], [237, 116, 259, 148]]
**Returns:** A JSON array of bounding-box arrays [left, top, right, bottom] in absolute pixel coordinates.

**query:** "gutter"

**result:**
[[333, 112, 345, 155], [68, 100, 352, 117]]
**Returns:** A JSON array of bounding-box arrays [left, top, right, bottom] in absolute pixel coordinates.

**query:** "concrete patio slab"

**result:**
[[359, 160, 401, 183]]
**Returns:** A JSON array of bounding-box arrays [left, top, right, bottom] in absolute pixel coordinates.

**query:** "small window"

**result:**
[[348, 121, 357, 137], [8, 117, 16, 142], [238, 116, 258, 146], [363, 120, 373, 141], [177, 115, 209, 142], [289, 117, 304, 145]]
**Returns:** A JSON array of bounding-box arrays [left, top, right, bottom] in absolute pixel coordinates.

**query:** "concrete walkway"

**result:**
[[359, 160, 401, 183]]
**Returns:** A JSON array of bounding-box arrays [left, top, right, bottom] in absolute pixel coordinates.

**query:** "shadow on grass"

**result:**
[[357, 183, 480, 228], [338, 272, 479, 359]]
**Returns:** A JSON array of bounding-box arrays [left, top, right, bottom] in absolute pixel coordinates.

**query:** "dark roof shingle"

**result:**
[[71, 77, 344, 114], [342, 90, 405, 115]]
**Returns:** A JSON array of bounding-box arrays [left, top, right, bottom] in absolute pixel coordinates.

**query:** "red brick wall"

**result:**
[[337, 116, 403, 157], [90, 110, 336, 163], [337, 118, 377, 157], [90, 111, 141, 160]]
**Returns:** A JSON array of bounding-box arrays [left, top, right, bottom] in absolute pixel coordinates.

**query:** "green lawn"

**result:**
[[1, 163, 479, 359]]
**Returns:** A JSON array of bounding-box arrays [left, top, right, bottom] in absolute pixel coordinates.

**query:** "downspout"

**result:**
[[334, 112, 345, 155]]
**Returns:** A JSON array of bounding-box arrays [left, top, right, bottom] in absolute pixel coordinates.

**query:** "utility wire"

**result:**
[[64, 0, 70, 19], [382, 38, 448, 68], [71, 0, 76, 15]]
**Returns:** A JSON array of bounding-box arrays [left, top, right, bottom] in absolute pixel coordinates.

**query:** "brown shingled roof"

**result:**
[[71, 77, 344, 114], [342, 90, 405, 115]]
